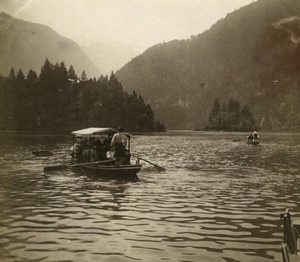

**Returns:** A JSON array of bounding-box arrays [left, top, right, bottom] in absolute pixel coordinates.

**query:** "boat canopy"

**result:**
[[71, 127, 131, 137]]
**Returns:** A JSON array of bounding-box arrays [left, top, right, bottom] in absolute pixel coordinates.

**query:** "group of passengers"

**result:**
[[247, 131, 260, 141], [70, 127, 130, 164]]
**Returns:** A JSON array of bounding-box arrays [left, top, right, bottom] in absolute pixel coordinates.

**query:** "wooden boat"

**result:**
[[70, 127, 142, 178], [247, 132, 260, 145], [274, 209, 300, 262], [43, 127, 164, 175], [247, 138, 260, 145]]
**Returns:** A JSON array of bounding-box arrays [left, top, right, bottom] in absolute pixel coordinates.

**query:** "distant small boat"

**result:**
[[246, 138, 260, 145], [247, 132, 260, 145]]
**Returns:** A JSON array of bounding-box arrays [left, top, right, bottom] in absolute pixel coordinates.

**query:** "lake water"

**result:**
[[0, 131, 300, 262]]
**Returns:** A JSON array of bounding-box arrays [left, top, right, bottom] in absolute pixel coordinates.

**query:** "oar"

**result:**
[[131, 153, 166, 171], [114, 158, 125, 166], [44, 159, 115, 172]]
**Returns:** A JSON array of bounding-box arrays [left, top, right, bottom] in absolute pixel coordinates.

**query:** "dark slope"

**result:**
[[116, 0, 300, 130]]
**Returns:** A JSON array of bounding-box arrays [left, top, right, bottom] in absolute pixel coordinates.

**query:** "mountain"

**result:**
[[82, 42, 138, 76], [116, 0, 300, 131], [0, 12, 100, 77]]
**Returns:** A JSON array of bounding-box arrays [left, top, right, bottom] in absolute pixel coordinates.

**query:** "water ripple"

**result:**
[[0, 132, 300, 261]]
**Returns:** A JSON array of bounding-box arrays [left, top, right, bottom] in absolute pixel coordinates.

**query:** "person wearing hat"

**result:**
[[252, 131, 259, 139], [110, 127, 128, 163]]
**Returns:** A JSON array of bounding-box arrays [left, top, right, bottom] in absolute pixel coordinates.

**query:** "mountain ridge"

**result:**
[[0, 12, 100, 77], [116, 0, 300, 130]]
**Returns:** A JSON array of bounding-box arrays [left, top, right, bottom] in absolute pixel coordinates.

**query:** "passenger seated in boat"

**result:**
[[82, 146, 98, 162], [247, 133, 254, 140], [94, 138, 107, 160], [247, 131, 260, 142], [70, 136, 83, 162], [252, 131, 259, 139], [103, 138, 111, 152], [110, 127, 128, 164]]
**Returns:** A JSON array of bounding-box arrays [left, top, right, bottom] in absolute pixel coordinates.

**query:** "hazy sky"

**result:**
[[1, 0, 255, 52]]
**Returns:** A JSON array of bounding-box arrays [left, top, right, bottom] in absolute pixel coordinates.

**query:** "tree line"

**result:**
[[0, 59, 165, 132], [205, 98, 257, 131]]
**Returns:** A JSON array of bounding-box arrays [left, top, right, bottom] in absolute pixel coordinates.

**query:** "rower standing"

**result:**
[[110, 127, 128, 163]]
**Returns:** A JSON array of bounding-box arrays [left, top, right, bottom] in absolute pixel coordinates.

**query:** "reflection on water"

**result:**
[[0, 131, 300, 262]]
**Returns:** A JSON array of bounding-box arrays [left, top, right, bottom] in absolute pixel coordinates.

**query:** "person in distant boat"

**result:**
[[110, 127, 128, 163], [70, 136, 83, 162], [247, 131, 259, 141], [247, 133, 254, 140], [252, 131, 259, 139]]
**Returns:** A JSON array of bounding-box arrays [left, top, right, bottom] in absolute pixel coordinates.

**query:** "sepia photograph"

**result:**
[[0, 0, 300, 261]]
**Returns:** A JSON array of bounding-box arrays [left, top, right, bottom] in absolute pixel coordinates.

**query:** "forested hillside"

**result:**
[[0, 60, 165, 132], [116, 0, 300, 131]]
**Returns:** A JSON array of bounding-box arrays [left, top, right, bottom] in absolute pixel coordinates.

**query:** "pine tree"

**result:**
[[27, 70, 38, 83], [240, 105, 256, 131], [8, 68, 16, 80], [81, 71, 87, 82], [68, 65, 77, 80], [208, 98, 222, 130], [226, 98, 241, 130]]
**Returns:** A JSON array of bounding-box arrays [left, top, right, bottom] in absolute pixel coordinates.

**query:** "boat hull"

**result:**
[[78, 164, 142, 179], [247, 139, 260, 145]]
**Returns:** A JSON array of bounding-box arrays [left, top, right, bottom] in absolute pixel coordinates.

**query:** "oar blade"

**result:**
[[44, 164, 68, 172], [132, 153, 166, 171], [33, 150, 53, 157], [154, 165, 166, 171]]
